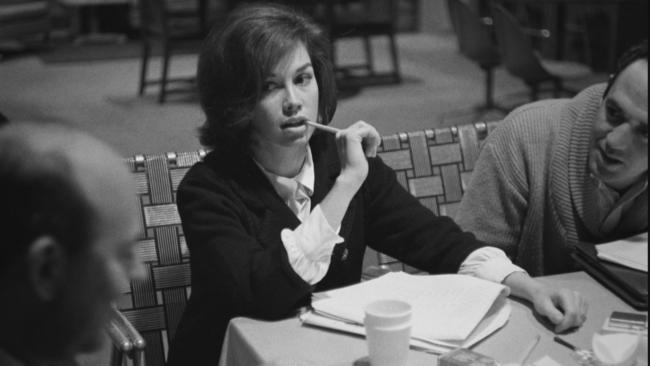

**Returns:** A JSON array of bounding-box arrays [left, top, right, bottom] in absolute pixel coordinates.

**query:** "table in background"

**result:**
[[58, 0, 133, 43], [219, 272, 644, 365]]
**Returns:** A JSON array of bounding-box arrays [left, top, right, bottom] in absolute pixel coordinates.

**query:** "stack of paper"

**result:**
[[597, 233, 648, 273], [300, 272, 511, 354]]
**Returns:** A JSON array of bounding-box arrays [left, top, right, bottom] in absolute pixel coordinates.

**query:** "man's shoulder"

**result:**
[[488, 101, 560, 148]]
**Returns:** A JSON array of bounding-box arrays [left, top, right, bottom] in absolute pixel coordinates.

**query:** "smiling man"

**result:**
[[456, 40, 648, 276]]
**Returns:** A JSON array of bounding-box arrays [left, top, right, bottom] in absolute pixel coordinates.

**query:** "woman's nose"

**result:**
[[282, 88, 302, 116]]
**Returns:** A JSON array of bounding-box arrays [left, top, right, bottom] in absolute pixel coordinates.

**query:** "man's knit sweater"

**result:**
[[455, 84, 648, 276]]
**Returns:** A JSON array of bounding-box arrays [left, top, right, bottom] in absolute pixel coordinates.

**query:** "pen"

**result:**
[[519, 334, 540, 365], [553, 336, 577, 351], [306, 120, 341, 134]]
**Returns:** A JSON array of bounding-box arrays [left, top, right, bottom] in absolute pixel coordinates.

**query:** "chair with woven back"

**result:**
[[108, 121, 499, 364], [364, 121, 499, 277], [108, 150, 206, 366]]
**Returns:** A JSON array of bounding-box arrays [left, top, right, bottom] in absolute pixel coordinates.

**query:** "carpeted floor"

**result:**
[[0, 32, 607, 157], [36, 39, 202, 64]]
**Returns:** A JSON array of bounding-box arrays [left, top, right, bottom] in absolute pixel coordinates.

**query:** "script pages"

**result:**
[[300, 272, 511, 354], [597, 232, 648, 273]]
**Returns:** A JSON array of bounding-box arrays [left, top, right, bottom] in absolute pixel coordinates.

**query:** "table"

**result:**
[[218, 272, 646, 365], [58, 0, 133, 44]]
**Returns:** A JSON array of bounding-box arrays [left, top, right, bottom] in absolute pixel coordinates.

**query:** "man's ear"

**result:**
[[26, 236, 67, 301]]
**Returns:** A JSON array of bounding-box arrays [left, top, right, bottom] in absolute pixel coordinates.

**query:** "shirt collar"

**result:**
[[254, 147, 315, 202]]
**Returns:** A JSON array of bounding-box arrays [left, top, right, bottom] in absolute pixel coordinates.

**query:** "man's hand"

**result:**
[[503, 271, 588, 332], [530, 286, 588, 333]]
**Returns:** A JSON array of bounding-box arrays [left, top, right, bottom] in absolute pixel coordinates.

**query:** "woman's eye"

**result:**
[[295, 73, 313, 86], [263, 82, 279, 92]]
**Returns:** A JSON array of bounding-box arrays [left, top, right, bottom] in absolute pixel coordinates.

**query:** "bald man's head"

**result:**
[[0, 122, 98, 271], [0, 122, 142, 362]]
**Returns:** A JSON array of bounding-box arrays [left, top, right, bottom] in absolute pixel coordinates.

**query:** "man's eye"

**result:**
[[606, 105, 624, 125], [637, 125, 648, 139]]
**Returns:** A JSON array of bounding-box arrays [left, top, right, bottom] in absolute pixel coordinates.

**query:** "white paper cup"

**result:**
[[364, 299, 412, 366]]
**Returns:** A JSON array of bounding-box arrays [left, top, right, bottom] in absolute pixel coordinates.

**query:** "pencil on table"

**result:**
[[553, 336, 577, 351], [306, 120, 340, 134], [519, 334, 540, 365]]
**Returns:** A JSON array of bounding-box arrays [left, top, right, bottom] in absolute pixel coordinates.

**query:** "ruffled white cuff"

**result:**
[[281, 205, 344, 284]]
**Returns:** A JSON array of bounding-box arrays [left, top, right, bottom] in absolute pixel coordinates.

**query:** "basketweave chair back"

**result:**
[[115, 150, 206, 366], [369, 121, 498, 273]]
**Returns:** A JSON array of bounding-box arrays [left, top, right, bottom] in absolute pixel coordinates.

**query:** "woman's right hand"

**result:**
[[335, 121, 381, 189]]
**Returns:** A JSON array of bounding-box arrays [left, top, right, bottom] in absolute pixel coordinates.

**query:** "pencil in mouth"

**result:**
[[305, 120, 340, 134]]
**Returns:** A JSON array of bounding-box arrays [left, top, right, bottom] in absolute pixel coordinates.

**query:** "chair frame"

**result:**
[[137, 0, 204, 103], [322, 0, 402, 87], [490, 3, 585, 101], [447, 0, 508, 115]]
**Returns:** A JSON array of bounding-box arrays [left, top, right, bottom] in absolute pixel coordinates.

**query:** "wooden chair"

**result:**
[[364, 121, 499, 277], [137, 0, 205, 103], [491, 4, 592, 101], [108, 121, 500, 363], [447, 0, 507, 114]]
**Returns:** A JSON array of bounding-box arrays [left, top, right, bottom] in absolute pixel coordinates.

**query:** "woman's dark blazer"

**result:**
[[165, 133, 485, 366]]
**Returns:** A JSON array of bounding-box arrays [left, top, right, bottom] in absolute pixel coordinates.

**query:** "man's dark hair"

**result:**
[[604, 39, 648, 97], [196, 3, 337, 151], [0, 123, 95, 274]]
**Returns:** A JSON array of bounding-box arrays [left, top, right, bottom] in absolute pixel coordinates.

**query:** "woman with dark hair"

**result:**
[[166, 3, 587, 364]]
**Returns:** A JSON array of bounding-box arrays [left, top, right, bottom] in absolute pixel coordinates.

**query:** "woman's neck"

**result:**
[[251, 142, 307, 178]]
